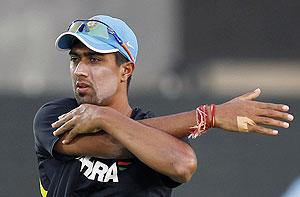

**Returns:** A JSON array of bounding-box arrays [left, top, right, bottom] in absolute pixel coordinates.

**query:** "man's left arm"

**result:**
[[54, 89, 293, 142], [127, 89, 293, 137]]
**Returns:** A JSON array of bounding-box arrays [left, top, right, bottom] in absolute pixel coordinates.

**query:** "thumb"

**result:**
[[237, 88, 261, 101]]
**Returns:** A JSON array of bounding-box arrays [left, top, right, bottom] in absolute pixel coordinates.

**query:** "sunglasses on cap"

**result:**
[[67, 19, 135, 62]]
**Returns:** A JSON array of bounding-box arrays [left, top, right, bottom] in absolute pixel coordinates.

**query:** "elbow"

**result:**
[[173, 153, 197, 183]]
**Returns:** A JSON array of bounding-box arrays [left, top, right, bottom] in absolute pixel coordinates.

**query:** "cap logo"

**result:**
[[87, 21, 98, 30], [126, 41, 134, 49]]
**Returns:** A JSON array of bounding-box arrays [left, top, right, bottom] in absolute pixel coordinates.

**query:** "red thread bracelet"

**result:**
[[189, 105, 209, 139], [210, 104, 216, 128], [189, 104, 216, 139]]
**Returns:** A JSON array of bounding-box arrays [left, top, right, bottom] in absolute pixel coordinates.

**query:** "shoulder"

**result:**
[[33, 98, 78, 158], [42, 98, 78, 109], [33, 98, 78, 127], [37, 98, 78, 115]]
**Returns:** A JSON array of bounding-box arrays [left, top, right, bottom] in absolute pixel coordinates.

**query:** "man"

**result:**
[[33, 15, 293, 197]]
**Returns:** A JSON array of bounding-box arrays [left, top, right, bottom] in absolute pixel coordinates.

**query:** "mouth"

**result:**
[[76, 81, 91, 94]]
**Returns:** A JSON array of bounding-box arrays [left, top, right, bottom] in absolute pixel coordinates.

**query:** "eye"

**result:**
[[70, 56, 80, 63], [90, 57, 101, 63]]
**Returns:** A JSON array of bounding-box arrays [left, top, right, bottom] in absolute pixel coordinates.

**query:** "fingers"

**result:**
[[61, 129, 79, 144], [52, 114, 73, 128], [244, 110, 293, 135], [53, 118, 75, 136], [247, 124, 278, 136], [253, 116, 290, 129], [51, 105, 92, 144], [52, 107, 80, 128], [237, 88, 261, 101], [59, 108, 77, 119], [247, 107, 293, 135], [61, 127, 100, 144], [256, 108, 294, 122], [257, 102, 290, 112]]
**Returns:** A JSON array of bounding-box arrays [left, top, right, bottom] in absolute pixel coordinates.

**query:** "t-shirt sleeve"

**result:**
[[33, 98, 78, 161]]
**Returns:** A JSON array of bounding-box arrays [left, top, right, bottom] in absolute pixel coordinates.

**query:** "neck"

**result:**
[[102, 89, 132, 117], [107, 84, 132, 117], [109, 99, 132, 117]]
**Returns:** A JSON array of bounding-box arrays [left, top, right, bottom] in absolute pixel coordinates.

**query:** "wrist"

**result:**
[[188, 104, 216, 139], [206, 104, 216, 128], [94, 106, 110, 129], [214, 104, 222, 128]]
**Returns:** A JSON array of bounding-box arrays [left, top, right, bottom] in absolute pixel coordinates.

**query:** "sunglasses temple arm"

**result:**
[[121, 43, 135, 63]]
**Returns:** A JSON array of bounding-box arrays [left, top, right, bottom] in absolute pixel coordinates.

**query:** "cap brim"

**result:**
[[55, 32, 119, 54]]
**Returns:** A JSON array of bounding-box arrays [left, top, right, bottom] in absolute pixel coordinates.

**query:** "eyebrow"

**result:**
[[69, 51, 104, 57]]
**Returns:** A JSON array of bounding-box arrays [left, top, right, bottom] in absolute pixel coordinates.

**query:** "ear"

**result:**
[[120, 62, 135, 82]]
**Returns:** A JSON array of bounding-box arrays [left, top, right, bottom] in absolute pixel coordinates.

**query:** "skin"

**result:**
[[213, 89, 293, 134], [138, 88, 293, 137], [53, 42, 197, 183], [52, 41, 294, 182], [69, 44, 129, 110]]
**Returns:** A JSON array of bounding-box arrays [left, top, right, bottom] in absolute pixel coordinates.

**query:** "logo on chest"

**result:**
[[78, 157, 119, 182]]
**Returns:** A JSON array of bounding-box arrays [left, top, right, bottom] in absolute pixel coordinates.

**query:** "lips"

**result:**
[[76, 81, 91, 94], [76, 82, 90, 88]]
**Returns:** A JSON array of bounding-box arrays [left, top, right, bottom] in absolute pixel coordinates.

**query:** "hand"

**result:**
[[215, 88, 294, 135], [52, 104, 104, 144]]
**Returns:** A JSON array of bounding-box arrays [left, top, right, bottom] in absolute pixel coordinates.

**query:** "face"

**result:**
[[69, 43, 121, 105]]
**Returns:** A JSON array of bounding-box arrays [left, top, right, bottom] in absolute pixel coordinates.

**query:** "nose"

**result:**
[[73, 61, 89, 77]]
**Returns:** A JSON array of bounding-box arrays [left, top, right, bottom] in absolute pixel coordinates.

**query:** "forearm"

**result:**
[[138, 111, 196, 138], [100, 108, 197, 183], [54, 132, 133, 159], [54, 108, 198, 160]]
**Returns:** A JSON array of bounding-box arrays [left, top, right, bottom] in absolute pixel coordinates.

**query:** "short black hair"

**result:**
[[115, 51, 129, 65]]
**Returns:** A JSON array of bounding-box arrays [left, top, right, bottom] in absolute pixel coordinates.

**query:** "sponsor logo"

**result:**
[[78, 157, 119, 182]]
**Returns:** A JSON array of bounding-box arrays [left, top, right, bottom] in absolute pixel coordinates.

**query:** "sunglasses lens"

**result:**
[[69, 22, 83, 33], [69, 21, 109, 40], [86, 21, 109, 39]]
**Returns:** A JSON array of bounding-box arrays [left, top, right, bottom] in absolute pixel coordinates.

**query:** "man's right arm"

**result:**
[[33, 98, 133, 160]]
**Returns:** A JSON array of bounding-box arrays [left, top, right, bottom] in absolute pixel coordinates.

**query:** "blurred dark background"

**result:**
[[0, 0, 299, 196]]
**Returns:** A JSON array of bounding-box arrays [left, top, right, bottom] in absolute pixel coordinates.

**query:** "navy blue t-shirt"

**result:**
[[33, 98, 181, 197]]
